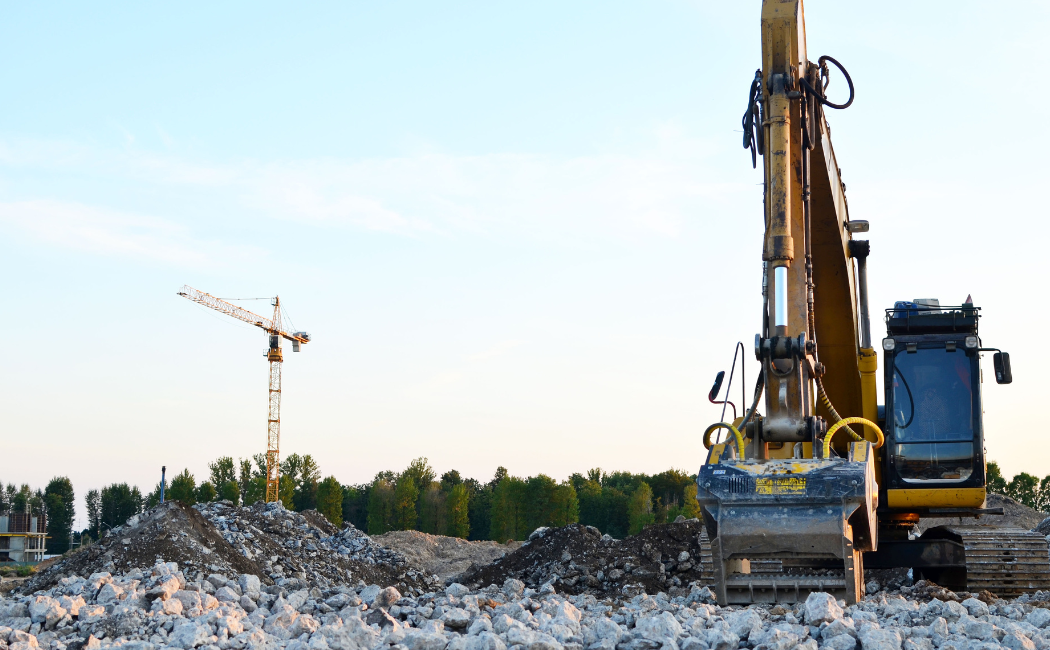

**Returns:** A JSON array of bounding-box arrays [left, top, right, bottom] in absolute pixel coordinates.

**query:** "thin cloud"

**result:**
[[0, 199, 262, 268]]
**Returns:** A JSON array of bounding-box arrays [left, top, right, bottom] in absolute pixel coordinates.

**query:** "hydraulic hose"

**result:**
[[822, 417, 884, 459], [703, 422, 747, 459]]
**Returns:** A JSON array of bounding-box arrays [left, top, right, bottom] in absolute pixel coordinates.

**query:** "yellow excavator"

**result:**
[[695, 0, 1050, 605]]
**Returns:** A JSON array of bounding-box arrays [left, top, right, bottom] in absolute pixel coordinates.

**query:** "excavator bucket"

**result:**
[[696, 441, 878, 605]]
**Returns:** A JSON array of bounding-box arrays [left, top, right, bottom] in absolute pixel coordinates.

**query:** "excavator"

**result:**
[[695, 0, 1050, 605]]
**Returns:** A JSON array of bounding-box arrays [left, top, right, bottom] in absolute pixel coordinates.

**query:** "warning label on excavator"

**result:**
[[755, 477, 806, 495]]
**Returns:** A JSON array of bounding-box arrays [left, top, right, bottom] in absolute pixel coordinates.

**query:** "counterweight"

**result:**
[[178, 286, 311, 502]]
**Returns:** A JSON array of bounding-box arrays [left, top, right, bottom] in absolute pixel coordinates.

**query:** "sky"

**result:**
[[2, 1, 1048, 528]]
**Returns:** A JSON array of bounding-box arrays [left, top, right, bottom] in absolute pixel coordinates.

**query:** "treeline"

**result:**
[[340, 459, 702, 541], [13, 458, 1047, 559], [988, 462, 1050, 511]]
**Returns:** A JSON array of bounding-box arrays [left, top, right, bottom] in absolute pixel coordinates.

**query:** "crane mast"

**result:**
[[178, 286, 311, 503]]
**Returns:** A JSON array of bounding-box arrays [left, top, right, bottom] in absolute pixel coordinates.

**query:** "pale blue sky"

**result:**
[[2, 1, 1047, 527]]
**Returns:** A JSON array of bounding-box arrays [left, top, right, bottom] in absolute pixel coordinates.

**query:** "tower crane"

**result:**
[[178, 285, 311, 503]]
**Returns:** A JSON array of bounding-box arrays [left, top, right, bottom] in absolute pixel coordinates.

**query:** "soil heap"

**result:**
[[458, 520, 708, 597], [373, 530, 522, 583]]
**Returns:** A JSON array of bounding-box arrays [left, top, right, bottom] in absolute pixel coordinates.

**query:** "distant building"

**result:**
[[0, 512, 47, 563]]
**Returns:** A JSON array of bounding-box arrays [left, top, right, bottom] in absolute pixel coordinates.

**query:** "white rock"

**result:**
[[1027, 610, 1050, 629], [403, 629, 451, 650], [215, 586, 241, 603], [1004, 633, 1038, 650], [826, 635, 858, 650], [358, 585, 381, 605], [503, 579, 526, 599], [444, 607, 473, 630], [823, 619, 858, 640], [239, 574, 262, 600], [706, 629, 739, 650], [858, 628, 902, 650], [447, 583, 471, 598], [634, 611, 683, 642], [465, 631, 507, 650], [805, 592, 843, 625], [583, 618, 622, 650], [962, 620, 995, 641], [726, 609, 762, 638], [170, 620, 209, 649], [95, 583, 124, 604], [962, 599, 989, 618]]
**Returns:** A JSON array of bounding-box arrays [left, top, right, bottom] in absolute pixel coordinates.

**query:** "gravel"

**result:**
[[6, 558, 1050, 650], [372, 531, 522, 584]]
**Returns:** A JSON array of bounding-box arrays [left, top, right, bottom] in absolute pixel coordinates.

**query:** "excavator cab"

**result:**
[[880, 301, 987, 505]]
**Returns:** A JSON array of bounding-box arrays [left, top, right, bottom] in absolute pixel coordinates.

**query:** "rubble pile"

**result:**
[[459, 521, 708, 597], [20, 501, 441, 600], [194, 501, 440, 594], [7, 556, 1050, 650]]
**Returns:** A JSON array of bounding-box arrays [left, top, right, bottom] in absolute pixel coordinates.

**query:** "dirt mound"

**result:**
[[458, 520, 706, 596], [195, 500, 440, 594], [919, 493, 1048, 533], [18, 500, 264, 594], [373, 530, 521, 582]]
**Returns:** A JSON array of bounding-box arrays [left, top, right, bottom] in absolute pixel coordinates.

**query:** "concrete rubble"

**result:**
[[6, 559, 1050, 650], [6, 501, 1050, 650]]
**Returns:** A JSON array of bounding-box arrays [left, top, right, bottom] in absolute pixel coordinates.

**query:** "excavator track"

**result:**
[[948, 526, 1050, 596]]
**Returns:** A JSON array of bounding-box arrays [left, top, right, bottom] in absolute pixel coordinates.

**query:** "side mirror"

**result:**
[[993, 352, 1013, 384], [708, 371, 725, 402]]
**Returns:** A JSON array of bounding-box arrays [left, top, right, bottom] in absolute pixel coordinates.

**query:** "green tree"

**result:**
[[550, 482, 580, 527], [1037, 476, 1050, 512], [280, 453, 321, 511], [393, 475, 419, 530], [987, 461, 1008, 494], [100, 484, 143, 531], [167, 469, 197, 505], [342, 484, 370, 531], [524, 475, 559, 532], [316, 476, 344, 527], [243, 476, 267, 506], [85, 489, 101, 538], [367, 477, 395, 534], [196, 481, 217, 503], [490, 475, 527, 541], [627, 482, 655, 535], [209, 457, 237, 490], [44, 477, 75, 554], [446, 483, 470, 538], [467, 478, 492, 542], [418, 483, 447, 535], [238, 458, 256, 500], [682, 483, 702, 520], [1007, 472, 1040, 509], [401, 457, 436, 521], [218, 480, 240, 504]]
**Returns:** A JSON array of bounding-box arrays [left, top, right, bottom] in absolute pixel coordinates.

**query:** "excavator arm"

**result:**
[[695, 0, 881, 605]]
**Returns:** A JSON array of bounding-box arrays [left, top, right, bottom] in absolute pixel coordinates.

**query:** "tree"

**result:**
[[1038, 476, 1050, 513], [168, 469, 197, 505], [85, 489, 101, 538], [209, 457, 237, 490], [577, 476, 604, 529], [316, 476, 344, 527], [393, 476, 419, 531], [418, 483, 447, 535], [682, 484, 702, 520], [987, 461, 1008, 495], [100, 484, 142, 532], [524, 475, 559, 532], [627, 482, 655, 535], [280, 453, 321, 511], [243, 476, 267, 506], [218, 480, 240, 504], [44, 477, 75, 554], [238, 458, 255, 500], [550, 482, 580, 527], [490, 476, 527, 541], [467, 479, 492, 542], [342, 484, 370, 531], [196, 481, 217, 504], [446, 483, 470, 538], [367, 478, 395, 535], [1007, 473, 1039, 509]]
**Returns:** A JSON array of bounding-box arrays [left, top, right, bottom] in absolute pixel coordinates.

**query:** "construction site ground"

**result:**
[[3, 497, 1050, 650]]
